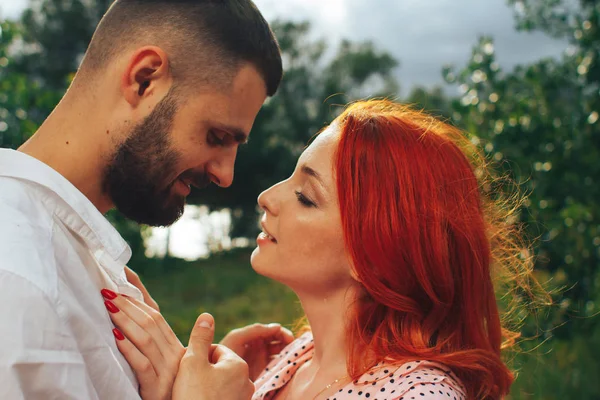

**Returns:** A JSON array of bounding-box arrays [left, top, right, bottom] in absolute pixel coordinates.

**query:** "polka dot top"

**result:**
[[253, 333, 466, 400]]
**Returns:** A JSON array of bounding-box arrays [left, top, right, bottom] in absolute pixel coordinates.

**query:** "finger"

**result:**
[[210, 344, 252, 387], [183, 313, 215, 364], [267, 341, 288, 357], [141, 292, 160, 313], [104, 290, 172, 353], [226, 323, 292, 348], [270, 325, 294, 345], [210, 343, 247, 365], [123, 294, 181, 347], [124, 266, 160, 311], [102, 295, 166, 367], [113, 328, 158, 389]]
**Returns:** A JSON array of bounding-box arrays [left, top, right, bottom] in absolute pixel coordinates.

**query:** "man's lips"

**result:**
[[178, 173, 210, 190]]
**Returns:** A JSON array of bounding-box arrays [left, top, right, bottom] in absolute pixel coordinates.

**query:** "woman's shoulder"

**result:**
[[349, 360, 466, 400], [254, 332, 315, 396], [267, 331, 314, 369]]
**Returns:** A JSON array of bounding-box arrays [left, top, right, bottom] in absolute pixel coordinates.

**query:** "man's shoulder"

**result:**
[[0, 176, 55, 236], [0, 177, 58, 297]]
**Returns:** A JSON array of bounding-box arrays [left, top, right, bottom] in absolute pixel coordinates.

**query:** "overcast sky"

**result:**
[[255, 0, 570, 94], [1, 0, 568, 95]]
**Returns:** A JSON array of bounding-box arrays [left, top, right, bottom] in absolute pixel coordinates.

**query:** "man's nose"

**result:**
[[206, 151, 236, 188]]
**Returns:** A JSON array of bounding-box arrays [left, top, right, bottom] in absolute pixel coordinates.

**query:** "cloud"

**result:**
[[255, 0, 568, 94], [0, 0, 26, 19]]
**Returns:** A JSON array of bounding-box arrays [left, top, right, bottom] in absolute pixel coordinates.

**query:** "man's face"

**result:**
[[103, 64, 268, 226]]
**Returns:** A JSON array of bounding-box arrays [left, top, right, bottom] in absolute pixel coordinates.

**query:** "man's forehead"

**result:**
[[184, 74, 265, 140], [187, 97, 252, 138]]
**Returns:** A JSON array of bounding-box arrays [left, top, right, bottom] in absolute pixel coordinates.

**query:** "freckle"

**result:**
[[106, 130, 110, 135], [66, 141, 69, 145]]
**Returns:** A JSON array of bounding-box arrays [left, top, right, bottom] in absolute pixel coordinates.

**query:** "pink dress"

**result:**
[[253, 333, 466, 400]]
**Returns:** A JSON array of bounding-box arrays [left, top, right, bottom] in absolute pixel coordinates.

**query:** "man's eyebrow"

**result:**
[[214, 123, 249, 144], [300, 165, 325, 187]]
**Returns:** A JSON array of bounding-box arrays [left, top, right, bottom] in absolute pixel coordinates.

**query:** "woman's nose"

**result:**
[[257, 183, 280, 216]]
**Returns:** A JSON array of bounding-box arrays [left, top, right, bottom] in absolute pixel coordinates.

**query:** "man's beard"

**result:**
[[102, 92, 209, 227]]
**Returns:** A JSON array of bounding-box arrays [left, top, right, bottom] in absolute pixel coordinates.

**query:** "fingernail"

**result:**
[[113, 328, 125, 341], [197, 313, 214, 329], [104, 300, 120, 313], [101, 289, 117, 300], [268, 323, 281, 328], [198, 320, 212, 328]]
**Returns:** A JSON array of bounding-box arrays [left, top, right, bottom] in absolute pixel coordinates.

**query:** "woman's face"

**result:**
[[251, 124, 354, 294]]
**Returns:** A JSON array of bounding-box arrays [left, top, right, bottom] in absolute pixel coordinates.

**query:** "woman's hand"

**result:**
[[220, 323, 294, 381], [101, 289, 185, 400], [124, 266, 160, 311]]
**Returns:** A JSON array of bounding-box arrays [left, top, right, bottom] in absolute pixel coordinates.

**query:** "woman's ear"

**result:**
[[347, 256, 362, 283]]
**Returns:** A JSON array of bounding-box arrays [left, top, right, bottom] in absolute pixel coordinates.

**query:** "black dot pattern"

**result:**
[[252, 333, 466, 400]]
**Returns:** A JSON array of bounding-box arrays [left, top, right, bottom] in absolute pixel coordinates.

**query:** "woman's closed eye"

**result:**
[[295, 190, 316, 208]]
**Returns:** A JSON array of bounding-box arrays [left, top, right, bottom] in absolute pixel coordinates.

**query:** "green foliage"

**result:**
[[0, 20, 59, 148], [16, 0, 110, 90], [406, 86, 452, 118]]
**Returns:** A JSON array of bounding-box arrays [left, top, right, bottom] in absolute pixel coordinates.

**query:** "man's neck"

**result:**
[[18, 93, 115, 213]]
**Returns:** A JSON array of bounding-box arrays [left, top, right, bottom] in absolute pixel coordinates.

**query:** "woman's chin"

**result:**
[[250, 247, 267, 274], [250, 247, 280, 280]]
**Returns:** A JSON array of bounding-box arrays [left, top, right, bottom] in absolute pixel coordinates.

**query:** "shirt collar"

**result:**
[[0, 149, 132, 270]]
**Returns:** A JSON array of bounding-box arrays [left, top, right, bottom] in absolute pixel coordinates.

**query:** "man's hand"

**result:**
[[124, 266, 160, 311], [220, 323, 294, 381], [173, 314, 255, 400]]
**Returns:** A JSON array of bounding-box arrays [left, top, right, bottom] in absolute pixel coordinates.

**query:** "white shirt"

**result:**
[[0, 149, 143, 399]]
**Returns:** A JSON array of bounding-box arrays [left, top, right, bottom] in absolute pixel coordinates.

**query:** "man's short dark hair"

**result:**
[[80, 0, 282, 96]]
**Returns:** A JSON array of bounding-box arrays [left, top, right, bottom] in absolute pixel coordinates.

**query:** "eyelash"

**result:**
[[295, 190, 315, 207], [207, 130, 226, 147]]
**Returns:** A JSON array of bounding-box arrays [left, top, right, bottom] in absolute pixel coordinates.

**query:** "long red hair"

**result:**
[[332, 100, 539, 399]]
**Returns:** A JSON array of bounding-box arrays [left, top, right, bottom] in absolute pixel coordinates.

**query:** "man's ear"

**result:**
[[121, 46, 172, 108]]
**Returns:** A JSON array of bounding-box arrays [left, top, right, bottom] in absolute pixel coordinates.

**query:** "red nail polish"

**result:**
[[105, 300, 120, 313], [101, 289, 117, 300], [113, 328, 125, 341]]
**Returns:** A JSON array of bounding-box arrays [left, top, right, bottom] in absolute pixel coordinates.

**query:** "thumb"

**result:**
[[185, 313, 215, 361]]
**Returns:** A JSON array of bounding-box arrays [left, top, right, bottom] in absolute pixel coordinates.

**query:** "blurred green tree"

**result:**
[[0, 20, 59, 149]]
